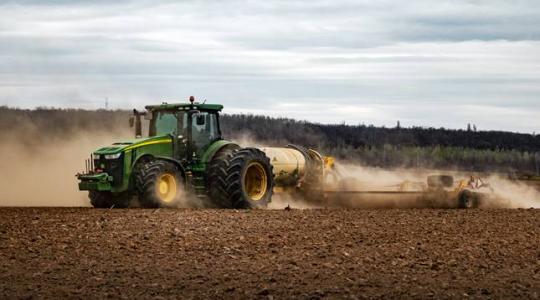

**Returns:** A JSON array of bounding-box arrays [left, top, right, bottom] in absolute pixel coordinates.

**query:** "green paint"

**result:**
[[78, 173, 113, 191], [94, 135, 172, 155]]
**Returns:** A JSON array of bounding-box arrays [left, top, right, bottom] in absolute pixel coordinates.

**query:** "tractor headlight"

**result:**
[[93, 154, 101, 160], [104, 153, 122, 160]]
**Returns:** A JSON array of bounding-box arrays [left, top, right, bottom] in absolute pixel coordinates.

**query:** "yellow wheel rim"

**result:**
[[244, 162, 268, 201], [156, 173, 177, 203]]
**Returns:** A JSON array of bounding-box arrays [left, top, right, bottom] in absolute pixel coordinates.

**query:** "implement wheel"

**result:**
[[225, 148, 274, 209], [135, 160, 184, 208], [89, 191, 130, 208], [458, 190, 479, 209]]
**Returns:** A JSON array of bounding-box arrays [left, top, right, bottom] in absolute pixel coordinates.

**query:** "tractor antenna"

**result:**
[[202, 99, 207, 104]]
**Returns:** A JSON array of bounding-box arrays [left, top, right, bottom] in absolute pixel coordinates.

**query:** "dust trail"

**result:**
[[2, 118, 535, 209], [230, 133, 271, 149], [267, 160, 540, 209], [327, 162, 540, 209], [0, 130, 129, 207], [482, 175, 540, 208], [318, 162, 452, 209]]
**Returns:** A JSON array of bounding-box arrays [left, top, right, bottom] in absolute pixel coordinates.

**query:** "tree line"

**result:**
[[1, 107, 538, 174], [221, 114, 540, 174]]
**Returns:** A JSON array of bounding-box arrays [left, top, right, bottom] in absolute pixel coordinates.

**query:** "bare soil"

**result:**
[[0, 208, 539, 299]]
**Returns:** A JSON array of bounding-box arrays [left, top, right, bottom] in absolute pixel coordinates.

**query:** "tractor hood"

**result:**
[[93, 135, 172, 155]]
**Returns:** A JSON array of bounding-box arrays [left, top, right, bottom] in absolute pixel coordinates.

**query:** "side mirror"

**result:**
[[196, 115, 205, 126], [132, 109, 142, 137]]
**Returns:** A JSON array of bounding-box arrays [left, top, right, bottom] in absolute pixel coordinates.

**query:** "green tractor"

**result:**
[[77, 97, 274, 208]]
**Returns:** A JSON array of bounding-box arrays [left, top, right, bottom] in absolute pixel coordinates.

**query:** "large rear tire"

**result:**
[[207, 145, 240, 208], [134, 160, 184, 208], [225, 148, 274, 209], [89, 191, 130, 208]]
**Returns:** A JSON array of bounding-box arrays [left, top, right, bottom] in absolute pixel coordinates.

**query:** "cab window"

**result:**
[[152, 111, 187, 136], [191, 112, 219, 153]]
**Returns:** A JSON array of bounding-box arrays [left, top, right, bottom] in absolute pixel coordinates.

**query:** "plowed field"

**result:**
[[0, 208, 539, 299]]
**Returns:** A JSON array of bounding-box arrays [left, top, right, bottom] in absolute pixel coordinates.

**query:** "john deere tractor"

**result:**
[[77, 97, 274, 208]]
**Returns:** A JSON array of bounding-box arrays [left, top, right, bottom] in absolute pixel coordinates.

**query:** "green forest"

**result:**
[[221, 114, 540, 174]]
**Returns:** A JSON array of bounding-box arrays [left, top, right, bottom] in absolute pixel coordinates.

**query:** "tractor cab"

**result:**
[[130, 96, 223, 160]]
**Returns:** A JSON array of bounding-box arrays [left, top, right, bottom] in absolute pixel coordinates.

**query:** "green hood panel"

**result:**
[[94, 135, 172, 155]]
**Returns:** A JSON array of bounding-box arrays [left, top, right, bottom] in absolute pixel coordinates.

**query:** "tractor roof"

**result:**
[[145, 102, 223, 111]]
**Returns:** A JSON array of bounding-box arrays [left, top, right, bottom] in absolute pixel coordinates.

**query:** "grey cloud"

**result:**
[[309, 56, 467, 64], [0, 0, 539, 132]]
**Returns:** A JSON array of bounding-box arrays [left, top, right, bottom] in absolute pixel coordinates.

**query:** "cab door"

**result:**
[[190, 111, 220, 158]]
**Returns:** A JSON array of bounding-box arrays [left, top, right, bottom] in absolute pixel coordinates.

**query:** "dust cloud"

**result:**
[[0, 129, 129, 207], [232, 135, 540, 209], [0, 122, 537, 208], [330, 163, 540, 209], [267, 161, 540, 209], [482, 175, 540, 209], [230, 132, 269, 149], [268, 162, 457, 209]]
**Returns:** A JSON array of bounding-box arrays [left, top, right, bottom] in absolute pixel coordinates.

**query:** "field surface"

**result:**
[[0, 208, 539, 299]]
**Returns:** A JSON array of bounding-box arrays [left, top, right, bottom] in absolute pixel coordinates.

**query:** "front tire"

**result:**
[[134, 160, 184, 208], [225, 148, 274, 209]]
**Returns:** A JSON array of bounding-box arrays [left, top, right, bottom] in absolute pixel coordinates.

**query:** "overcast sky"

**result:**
[[0, 0, 539, 133]]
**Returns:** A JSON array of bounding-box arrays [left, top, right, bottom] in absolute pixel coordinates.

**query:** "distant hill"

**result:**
[[1, 106, 539, 174]]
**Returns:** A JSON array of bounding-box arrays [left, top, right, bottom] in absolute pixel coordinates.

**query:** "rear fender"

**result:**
[[202, 140, 240, 164]]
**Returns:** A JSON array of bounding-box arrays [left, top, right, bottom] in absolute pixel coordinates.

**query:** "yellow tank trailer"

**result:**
[[260, 145, 329, 196]]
